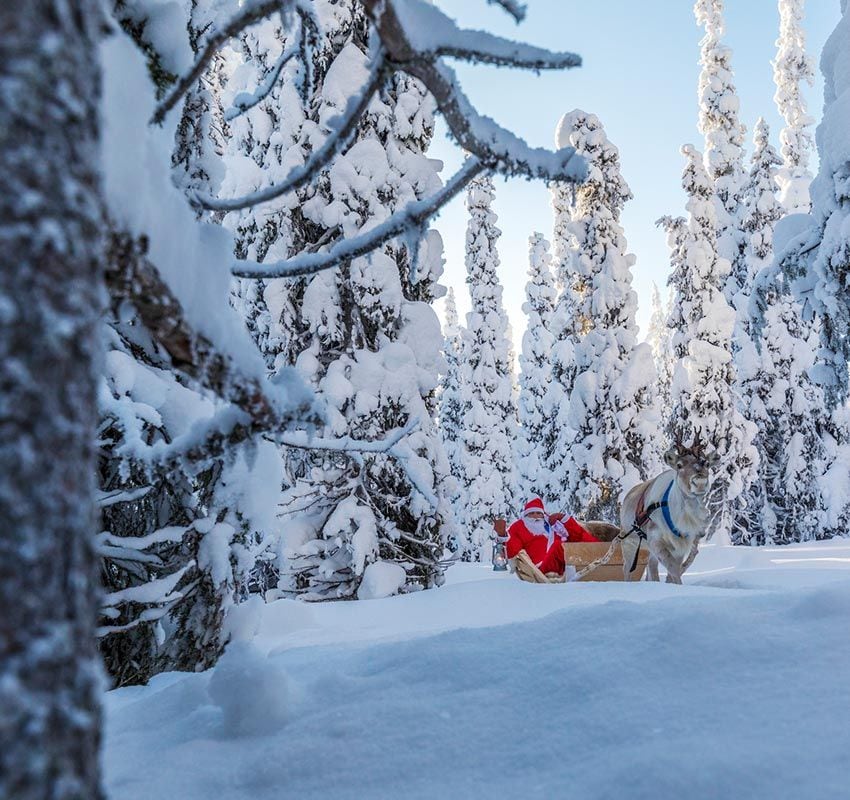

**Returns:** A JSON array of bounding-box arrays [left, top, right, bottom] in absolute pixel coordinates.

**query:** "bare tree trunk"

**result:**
[[0, 2, 104, 798]]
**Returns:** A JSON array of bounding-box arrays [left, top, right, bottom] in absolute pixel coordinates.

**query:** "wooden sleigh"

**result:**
[[493, 519, 649, 583]]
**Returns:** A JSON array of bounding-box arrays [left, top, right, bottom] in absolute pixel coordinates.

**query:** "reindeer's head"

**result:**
[[663, 432, 719, 498]]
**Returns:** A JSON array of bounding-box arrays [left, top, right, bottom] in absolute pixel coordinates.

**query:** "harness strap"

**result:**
[[660, 480, 684, 539], [632, 480, 685, 541]]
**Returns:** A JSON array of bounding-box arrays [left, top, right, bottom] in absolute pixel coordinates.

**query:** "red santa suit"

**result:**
[[506, 498, 599, 576]]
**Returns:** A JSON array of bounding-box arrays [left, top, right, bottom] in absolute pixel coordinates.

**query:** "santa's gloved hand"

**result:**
[[551, 519, 569, 541]]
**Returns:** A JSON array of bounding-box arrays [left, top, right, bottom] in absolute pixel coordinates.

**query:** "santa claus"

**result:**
[[505, 497, 600, 576]]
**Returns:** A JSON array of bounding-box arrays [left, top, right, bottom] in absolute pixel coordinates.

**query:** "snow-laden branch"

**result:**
[[391, 0, 578, 70], [233, 158, 485, 278], [486, 0, 527, 22], [387, 438, 440, 508], [151, 0, 296, 124], [101, 561, 194, 609], [195, 51, 388, 212], [224, 31, 301, 122], [278, 420, 418, 453], [105, 231, 319, 430], [407, 59, 586, 181], [360, 0, 586, 182], [97, 485, 153, 507]]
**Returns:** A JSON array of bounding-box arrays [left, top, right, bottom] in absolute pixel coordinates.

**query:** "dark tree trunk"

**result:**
[[0, 2, 104, 798]]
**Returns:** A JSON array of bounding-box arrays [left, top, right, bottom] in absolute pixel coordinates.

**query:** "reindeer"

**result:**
[[619, 433, 719, 584]]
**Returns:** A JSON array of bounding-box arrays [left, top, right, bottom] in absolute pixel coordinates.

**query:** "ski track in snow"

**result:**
[[104, 540, 850, 800]]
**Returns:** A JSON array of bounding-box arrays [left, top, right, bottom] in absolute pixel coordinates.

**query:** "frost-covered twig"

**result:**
[[196, 51, 388, 212], [97, 485, 153, 507], [411, 59, 584, 181], [151, 0, 295, 124], [363, 0, 585, 182], [233, 158, 485, 278], [390, 1, 578, 70], [224, 32, 300, 121], [278, 420, 417, 453], [486, 0, 527, 22]]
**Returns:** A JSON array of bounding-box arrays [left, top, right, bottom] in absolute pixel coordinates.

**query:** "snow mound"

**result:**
[[207, 642, 289, 737], [357, 561, 407, 600]]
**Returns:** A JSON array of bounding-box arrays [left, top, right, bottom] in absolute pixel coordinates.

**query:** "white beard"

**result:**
[[524, 518, 547, 536]]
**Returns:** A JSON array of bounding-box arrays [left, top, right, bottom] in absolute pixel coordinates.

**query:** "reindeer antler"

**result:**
[[691, 429, 703, 456]]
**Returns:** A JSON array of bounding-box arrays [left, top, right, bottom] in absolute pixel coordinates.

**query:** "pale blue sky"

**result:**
[[429, 0, 841, 342]]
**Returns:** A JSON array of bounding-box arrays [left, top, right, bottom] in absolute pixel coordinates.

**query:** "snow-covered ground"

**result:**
[[104, 540, 850, 799]]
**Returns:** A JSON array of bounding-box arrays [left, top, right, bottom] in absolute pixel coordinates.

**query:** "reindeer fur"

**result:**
[[619, 442, 715, 584]]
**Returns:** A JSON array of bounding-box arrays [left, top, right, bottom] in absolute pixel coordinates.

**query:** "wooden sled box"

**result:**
[[565, 540, 649, 582]]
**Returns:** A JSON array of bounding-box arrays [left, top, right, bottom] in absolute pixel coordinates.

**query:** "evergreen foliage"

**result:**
[[670, 145, 758, 539], [458, 172, 518, 558], [279, 4, 452, 597], [438, 286, 470, 540], [695, 0, 748, 303], [517, 233, 558, 502], [551, 110, 658, 522], [773, 0, 816, 214], [736, 120, 826, 544]]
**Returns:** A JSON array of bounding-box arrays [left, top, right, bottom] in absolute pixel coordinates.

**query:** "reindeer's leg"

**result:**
[[654, 543, 684, 585], [646, 553, 660, 582], [665, 564, 684, 585], [681, 537, 701, 575]]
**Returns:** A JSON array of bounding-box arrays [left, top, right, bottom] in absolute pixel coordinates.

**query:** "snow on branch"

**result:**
[[486, 0, 527, 22], [408, 59, 586, 181], [97, 485, 153, 507], [105, 231, 318, 430], [360, 0, 586, 181], [151, 0, 296, 125], [196, 51, 389, 212], [391, 0, 578, 70], [278, 420, 418, 453], [224, 33, 301, 122], [233, 158, 485, 279]]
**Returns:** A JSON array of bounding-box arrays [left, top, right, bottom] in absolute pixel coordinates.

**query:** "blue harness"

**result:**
[[635, 480, 685, 539]]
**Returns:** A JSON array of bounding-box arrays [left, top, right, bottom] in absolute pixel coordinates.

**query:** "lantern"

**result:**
[[492, 537, 508, 571]]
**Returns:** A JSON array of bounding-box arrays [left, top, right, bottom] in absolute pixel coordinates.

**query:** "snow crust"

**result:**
[[105, 540, 850, 799]]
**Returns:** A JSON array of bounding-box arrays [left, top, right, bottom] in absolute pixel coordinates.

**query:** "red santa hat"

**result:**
[[521, 497, 546, 517]]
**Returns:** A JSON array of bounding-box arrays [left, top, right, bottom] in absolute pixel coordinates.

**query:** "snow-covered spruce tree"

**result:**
[[671, 145, 758, 540], [733, 120, 784, 438], [280, 4, 453, 597], [742, 120, 784, 273], [552, 110, 658, 522], [657, 215, 689, 362], [695, 0, 748, 304], [809, 1, 850, 409], [735, 118, 826, 543], [646, 282, 675, 470], [803, 2, 850, 533], [773, 0, 816, 215], [438, 286, 470, 540], [1, 2, 104, 796], [517, 233, 558, 502], [738, 283, 827, 545], [546, 148, 580, 486], [458, 171, 518, 558]]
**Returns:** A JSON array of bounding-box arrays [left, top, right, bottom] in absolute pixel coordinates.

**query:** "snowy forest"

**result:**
[[2, 0, 850, 797]]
